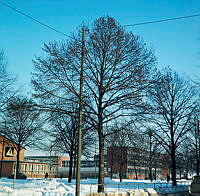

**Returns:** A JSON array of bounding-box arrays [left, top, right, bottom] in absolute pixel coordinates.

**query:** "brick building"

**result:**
[[25, 156, 69, 167], [0, 135, 68, 178], [0, 135, 25, 177], [107, 146, 170, 180]]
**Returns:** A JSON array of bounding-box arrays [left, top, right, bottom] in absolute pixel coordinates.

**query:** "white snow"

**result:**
[[0, 177, 190, 196]]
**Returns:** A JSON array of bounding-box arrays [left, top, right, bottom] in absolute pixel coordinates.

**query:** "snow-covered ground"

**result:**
[[0, 177, 190, 196]]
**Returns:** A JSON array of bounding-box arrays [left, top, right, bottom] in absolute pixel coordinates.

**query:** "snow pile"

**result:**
[[0, 178, 75, 196], [0, 178, 190, 196], [155, 185, 189, 194]]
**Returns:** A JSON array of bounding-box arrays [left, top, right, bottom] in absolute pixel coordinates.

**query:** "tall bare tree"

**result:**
[[176, 136, 194, 179], [0, 96, 45, 174], [186, 105, 200, 175], [142, 129, 162, 181], [45, 102, 96, 183], [147, 68, 197, 186], [0, 50, 15, 113], [32, 16, 156, 192], [106, 122, 131, 182]]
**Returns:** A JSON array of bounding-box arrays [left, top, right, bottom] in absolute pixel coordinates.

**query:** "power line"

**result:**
[[1, 0, 200, 36], [0, 0, 72, 38], [124, 14, 200, 27]]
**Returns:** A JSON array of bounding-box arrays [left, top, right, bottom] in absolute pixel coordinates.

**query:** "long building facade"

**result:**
[[0, 136, 67, 178], [107, 146, 170, 180], [0, 135, 170, 179]]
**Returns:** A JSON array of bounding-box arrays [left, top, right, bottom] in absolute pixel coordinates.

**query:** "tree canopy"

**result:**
[[32, 16, 156, 192]]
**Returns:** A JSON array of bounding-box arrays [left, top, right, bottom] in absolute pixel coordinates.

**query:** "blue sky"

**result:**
[[1, 0, 200, 95], [0, 1, 200, 155]]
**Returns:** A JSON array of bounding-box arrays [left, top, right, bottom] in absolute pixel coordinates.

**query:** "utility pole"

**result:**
[[195, 118, 200, 175], [198, 120, 200, 176], [76, 27, 85, 196], [149, 130, 153, 182], [0, 139, 5, 178], [94, 142, 96, 179]]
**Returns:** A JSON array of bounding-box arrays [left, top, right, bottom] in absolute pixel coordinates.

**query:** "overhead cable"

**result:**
[[0, 0, 72, 38], [124, 13, 200, 27], [1, 0, 200, 36]]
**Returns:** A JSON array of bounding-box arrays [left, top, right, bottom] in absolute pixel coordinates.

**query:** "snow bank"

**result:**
[[0, 178, 75, 196], [0, 178, 190, 196]]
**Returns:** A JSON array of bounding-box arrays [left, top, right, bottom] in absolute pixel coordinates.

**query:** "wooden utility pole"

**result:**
[[195, 118, 200, 175], [0, 139, 5, 178], [76, 27, 85, 196]]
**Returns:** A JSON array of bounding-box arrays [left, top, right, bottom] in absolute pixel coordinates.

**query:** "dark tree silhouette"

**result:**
[[32, 16, 156, 192], [45, 102, 96, 183], [0, 50, 15, 113], [106, 123, 131, 182], [187, 105, 200, 176], [147, 68, 197, 186], [0, 96, 45, 174]]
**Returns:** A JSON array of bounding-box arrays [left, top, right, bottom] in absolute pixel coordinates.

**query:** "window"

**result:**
[[62, 160, 69, 167]]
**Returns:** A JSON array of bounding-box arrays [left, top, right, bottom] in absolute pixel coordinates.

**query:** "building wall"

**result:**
[[18, 162, 57, 178], [160, 154, 170, 178], [0, 136, 25, 177], [25, 156, 69, 167], [57, 156, 70, 167], [0, 136, 60, 178], [107, 146, 169, 180], [0, 161, 15, 177], [0, 136, 25, 161], [23, 156, 70, 178], [0, 160, 58, 178], [107, 146, 128, 173], [58, 167, 99, 178]]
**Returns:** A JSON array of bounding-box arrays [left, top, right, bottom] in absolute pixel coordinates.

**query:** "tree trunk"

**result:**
[[186, 160, 189, 179], [119, 165, 122, 182], [68, 150, 74, 183], [110, 153, 114, 179], [16, 146, 21, 174], [98, 134, 104, 193], [171, 147, 177, 186], [154, 167, 157, 180], [110, 165, 113, 179], [73, 155, 76, 179], [134, 161, 138, 180], [149, 167, 152, 181], [196, 155, 199, 175], [170, 113, 176, 186]]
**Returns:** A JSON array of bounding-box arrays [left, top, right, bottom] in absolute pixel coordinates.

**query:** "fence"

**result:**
[[85, 181, 190, 195], [0, 179, 191, 196]]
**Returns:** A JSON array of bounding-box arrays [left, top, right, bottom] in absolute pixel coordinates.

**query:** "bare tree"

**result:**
[[45, 102, 96, 183], [147, 67, 197, 186], [176, 136, 194, 179], [186, 105, 200, 175], [32, 16, 156, 192], [106, 123, 131, 182], [0, 50, 15, 113], [106, 122, 162, 181], [142, 129, 162, 181], [0, 96, 45, 174]]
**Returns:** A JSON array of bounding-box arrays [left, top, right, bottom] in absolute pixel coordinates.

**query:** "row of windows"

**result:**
[[127, 160, 162, 167], [128, 168, 161, 175], [62, 160, 100, 168], [15, 164, 57, 175]]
